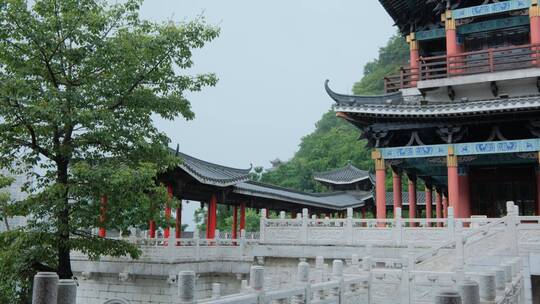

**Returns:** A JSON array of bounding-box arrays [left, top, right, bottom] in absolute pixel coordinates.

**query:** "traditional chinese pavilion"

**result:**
[[99, 149, 375, 239], [327, 0, 540, 222]]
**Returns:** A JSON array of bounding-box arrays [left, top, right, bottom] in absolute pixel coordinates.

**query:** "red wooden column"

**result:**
[[164, 185, 173, 238], [407, 33, 420, 85], [175, 201, 182, 239], [240, 202, 246, 231], [458, 167, 471, 219], [435, 188, 443, 227], [392, 168, 402, 217], [207, 194, 218, 239], [98, 195, 108, 237], [149, 220, 156, 238], [444, 10, 460, 74], [232, 205, 238, 239], [425, 184, 433, 219], [408, 174, 417, 226], [447, 146, 460, 217], [530, 3, 540, 66], [443, 193, 449, 218], [372, 151, 386, 226]]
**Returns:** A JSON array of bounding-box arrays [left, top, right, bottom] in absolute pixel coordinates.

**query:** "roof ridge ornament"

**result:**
[[325, 80, 404, 106]]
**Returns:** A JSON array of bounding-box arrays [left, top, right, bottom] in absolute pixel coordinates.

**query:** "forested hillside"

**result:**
[[261, 35, 409, 192]]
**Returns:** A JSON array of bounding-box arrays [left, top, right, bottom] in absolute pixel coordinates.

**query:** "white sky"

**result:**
[[139, 0, 396, 229]]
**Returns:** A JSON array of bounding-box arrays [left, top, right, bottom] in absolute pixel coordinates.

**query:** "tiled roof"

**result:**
[[332, 93, 540, 119], [174, 151, 251, 187], [313, 163, 370, 185], [234, 181, 373, 210], [386, 192, 435, 206]]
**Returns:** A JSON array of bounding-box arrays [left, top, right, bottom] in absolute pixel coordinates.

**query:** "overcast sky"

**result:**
[[139, 0, 396, 228]]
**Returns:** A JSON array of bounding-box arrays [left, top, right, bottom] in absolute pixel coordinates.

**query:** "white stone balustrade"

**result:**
[[259, 207, 509, 247]]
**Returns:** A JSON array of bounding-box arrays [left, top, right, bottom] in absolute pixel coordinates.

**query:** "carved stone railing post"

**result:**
[[332, 260, 344, 304], [249, 265, 265, 303], [32, 272, 59, 304], [506, 201, 519, 255], [455, 221, 465, 282], [57, 279, 77, 304], [178, 271, 196, 304], [346, 208, 353, 245], [400, 248, 414, 304], [315, 256, 325, 283], [239, 229, 246, 253], [494, 267, 506, 292], [301, 208, 309, 244], [394, 207, 403, 245], [168, 228, 176, 247], [434, 290, 462, 304], [447, 207, 455, 241], [193, 229, 200, 261], [260, 209, 267, 243], [211, 283, 221, 299], [478, 273, 496, 303], [280, 211, 286, 219], [458, 279, 479, 304], [297, 261, 311, 304]]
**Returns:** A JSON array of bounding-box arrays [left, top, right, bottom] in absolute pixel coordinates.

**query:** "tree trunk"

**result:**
[[56, 160, 73, 279]]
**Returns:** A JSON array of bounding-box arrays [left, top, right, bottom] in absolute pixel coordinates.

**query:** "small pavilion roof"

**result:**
[[313, 163, 371, 185], [174, 150, 251, 187], [233, 181, 373, 210]]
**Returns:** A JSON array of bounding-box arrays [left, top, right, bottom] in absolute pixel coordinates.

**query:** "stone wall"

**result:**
[[76, 273, 242, 304]]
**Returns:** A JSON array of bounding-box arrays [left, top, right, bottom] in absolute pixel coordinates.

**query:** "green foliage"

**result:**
[[262, 111, 371, 192], [194, 205, 260, 233], [0, 0, 219, 290], [352, 35, 409, 95], [261, 35, 409, 192]]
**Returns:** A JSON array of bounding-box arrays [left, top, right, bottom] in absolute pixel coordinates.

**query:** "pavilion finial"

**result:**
[[175, 143, 180, 156]]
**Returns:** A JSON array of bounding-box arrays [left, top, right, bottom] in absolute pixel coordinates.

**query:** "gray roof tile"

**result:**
[[314, 163, 370, 185], [234, 181, 373, 210], [175, 151, 251, 187], [333, 95, 540, 118]]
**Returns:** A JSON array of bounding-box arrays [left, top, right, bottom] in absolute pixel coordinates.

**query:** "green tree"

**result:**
[[0, 174, 15, 230], [0, 0, 219, 290], [194, 205, 260, 233], [262, 35, 408, 192]]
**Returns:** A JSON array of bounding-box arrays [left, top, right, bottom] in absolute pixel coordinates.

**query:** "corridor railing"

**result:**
[[384, 44, 540, 92]]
